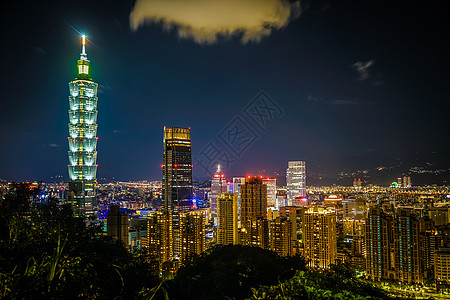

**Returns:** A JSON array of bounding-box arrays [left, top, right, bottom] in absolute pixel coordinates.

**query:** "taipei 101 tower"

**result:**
[[67, 35, 98, 217]]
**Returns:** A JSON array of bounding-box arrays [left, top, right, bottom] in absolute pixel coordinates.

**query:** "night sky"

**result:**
[[1, 0, 449, 182]]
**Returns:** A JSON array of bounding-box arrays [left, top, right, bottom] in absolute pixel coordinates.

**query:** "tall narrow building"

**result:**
[[210, 165, 227, 221], [67, 35, 98, 217], [286, 161, 306, 205], [162, 126, 193, 213], [217, 193, 238, 245], [262, 178, 277, 207], [239, 176, 269, 249]]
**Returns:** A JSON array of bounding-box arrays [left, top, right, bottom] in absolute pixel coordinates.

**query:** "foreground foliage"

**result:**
[[0, 183, 159, 299], [250, 265, 389, 300]]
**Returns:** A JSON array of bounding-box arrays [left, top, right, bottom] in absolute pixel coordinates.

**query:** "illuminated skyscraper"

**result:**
[[217, 193, 238, 245], [286, 161, 306, 205], [302, 207, 337, 268], [210, 165, 227, 221], [67, 35, 98, 217], [162, 127, 193, 214]]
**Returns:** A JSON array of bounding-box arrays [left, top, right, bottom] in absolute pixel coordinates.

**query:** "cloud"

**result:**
[[352, 60, 375, 81], [130, 0, 301, 44]]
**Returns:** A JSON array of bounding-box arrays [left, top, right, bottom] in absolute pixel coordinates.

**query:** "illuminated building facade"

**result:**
[[240, 176, 268, 225], [232, 177, 246, 221], [262, 178, 277, 207], [179, 210, 205, 261], [210, 165, 227, 221], [67, 35, 98, 217], [270, 216, 293, 257], [239, 177, 269, 249], [302, 207, 336, 268], [365, 207, 396, 281], [394, 208, 423, 284], [279, 206, 306, 254], [286, 161, 306, 205], [217, 193, 238, 245], [146, 211, 173, 264], [435, 248, 450, 285], [162, 125, 193, 238], [162, 127, 193, 213]]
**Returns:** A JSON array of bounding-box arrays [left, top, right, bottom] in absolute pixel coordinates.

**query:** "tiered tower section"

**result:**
[[67, 35, 98, 217]]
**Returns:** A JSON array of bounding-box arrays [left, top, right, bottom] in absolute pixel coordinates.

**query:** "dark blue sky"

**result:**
[[1, 0, 449, 182]]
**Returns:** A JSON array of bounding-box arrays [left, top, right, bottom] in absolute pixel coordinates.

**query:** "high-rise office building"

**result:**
[[210, 165, 227, 221], [146, 211, 173, 264], [302, 207, 337, 268], [67, 35, 98, 217], [162, 127, 193, 214], [286, 161, 306, 205], [217, 193, 238, 245], [179, 210, 205, 261], [270, 216, 293, 257], [106, 205, 129, 246], [262, 178, 277, 207]]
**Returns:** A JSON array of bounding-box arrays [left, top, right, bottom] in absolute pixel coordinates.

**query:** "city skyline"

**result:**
[[1, 0, 450, 184]]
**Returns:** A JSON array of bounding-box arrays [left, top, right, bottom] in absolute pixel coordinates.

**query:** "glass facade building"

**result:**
[[67, 36, 98, 217], [162, 127, 193, 214], [286, 161, 306, 205]]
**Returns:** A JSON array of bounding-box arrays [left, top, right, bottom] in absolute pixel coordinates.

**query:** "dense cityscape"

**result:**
[[2, 0, 450, 299]]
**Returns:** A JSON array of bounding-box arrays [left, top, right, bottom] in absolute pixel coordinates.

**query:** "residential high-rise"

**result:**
[[162, 127, 193, 214], [217, 193, 238, 245], [302, 207, 337, 268], [67, 35, 98, 217], [210, 165, 227, 221], [286, 161, 306, 205], [270, 216, 293, 257], [106, 205, 129, 246], [279, 206, 305, 255], [394, 207, 423, 284], [146, 211, 173, 264], [240, 176, 268, 225], [365, 207, 395, 281], [239, 176, 269, 249], [435, 248, 450, 285], [262, 178, 277, 207], [179, 210, 205, 261]]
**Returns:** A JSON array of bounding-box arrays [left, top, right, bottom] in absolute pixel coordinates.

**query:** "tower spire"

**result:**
[[81, 35, 86, 56], [77, 35, 90, 79]]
